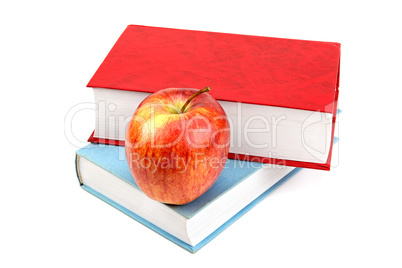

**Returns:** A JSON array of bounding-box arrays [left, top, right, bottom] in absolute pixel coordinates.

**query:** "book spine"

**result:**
[[75, 154, 84, 185]]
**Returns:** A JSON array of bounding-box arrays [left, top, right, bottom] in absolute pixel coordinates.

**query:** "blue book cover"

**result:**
[[75, 140, 337, 253]]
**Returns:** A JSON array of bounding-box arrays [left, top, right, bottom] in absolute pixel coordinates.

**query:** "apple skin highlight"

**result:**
[[125, 88, 230, 205]]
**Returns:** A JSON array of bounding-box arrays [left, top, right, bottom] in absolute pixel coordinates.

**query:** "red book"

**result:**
[[87, 25, 340, 170]]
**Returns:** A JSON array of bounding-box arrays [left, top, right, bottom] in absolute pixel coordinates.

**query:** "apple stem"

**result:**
[[180, 86, 211, 113]]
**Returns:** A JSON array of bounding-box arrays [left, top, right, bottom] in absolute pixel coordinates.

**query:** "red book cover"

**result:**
[[87, 25, 340, 170]]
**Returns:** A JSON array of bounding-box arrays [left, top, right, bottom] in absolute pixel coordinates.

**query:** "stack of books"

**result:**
[[75, 25, 341, 253]]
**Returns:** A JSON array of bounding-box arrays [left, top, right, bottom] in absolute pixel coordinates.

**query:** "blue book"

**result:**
[[75, 141, 336, 253]]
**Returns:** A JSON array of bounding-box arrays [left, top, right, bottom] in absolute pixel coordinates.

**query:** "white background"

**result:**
[[1, 0, 401, 267]]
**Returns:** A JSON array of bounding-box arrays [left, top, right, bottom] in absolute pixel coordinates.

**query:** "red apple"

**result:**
[[125, 87, 230, 205]]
